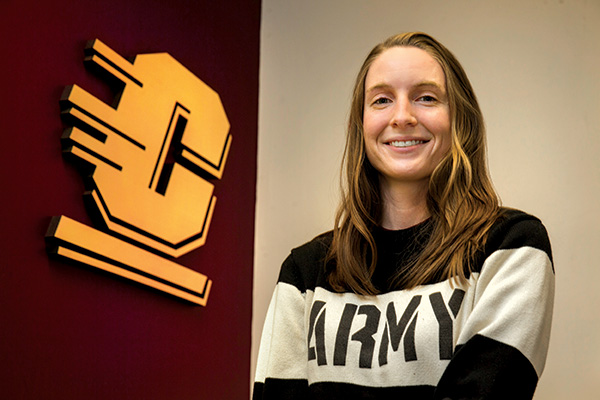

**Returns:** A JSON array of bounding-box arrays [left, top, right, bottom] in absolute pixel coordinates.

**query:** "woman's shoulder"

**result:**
[[290, 230, 334, 262], [277, 231, 334, 293], [482, 207, 553, 264]]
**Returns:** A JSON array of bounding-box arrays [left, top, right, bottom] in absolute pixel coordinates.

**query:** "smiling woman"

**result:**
[[253, 32, 555, 400]]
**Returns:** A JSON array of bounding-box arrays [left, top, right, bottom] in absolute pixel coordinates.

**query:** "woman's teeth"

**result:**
[[389, 140, 425, 147]]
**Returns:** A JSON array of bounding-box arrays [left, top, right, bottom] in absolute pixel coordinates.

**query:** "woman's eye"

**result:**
[[417, 95, 437, 103], [372, 97, 391, 105]]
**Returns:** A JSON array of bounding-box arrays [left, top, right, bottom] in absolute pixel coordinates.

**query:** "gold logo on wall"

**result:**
[[46, 39, 231, 306]]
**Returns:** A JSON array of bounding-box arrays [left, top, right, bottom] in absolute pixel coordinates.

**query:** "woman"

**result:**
[[254, 32, 554, 399]]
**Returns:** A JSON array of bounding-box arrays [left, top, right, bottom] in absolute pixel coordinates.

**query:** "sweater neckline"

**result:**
[[374, 218, 432, 235]]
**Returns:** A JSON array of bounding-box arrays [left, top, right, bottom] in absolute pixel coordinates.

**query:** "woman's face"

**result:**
[[363, 46, 451, 188]]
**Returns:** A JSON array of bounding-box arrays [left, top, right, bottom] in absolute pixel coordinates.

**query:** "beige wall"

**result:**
[[254, 0, 600, 397]]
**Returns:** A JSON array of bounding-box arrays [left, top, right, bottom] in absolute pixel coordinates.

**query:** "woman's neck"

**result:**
[[379, 179, 430, 230]]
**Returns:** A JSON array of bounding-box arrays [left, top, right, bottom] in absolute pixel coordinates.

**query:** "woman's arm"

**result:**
[[434, 214, 555, 400], [253, 255, 310, 400]]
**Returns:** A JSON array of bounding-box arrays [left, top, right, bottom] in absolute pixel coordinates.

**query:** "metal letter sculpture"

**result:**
[[46, 39, 231, 306]]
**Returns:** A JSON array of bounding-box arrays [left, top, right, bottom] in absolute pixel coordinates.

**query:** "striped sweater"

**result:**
[[254, 209, 554, 399]]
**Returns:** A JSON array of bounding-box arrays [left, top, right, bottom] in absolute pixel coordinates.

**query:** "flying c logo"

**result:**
[[46, 39, 231, 306]]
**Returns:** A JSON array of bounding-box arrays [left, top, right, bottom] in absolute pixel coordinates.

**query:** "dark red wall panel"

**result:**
[[0, 0, 260, 398]]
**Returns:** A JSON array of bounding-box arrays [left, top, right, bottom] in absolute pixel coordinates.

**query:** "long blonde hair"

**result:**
[[327, 32, 501, 295]]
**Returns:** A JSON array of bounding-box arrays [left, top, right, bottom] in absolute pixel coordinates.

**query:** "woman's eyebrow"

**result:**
[[365, 80, 445, 95], [365, 83, 392, 95], [415, 81, 445, 91]]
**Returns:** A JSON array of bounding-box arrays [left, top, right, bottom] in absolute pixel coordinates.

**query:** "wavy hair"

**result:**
[[327, 32, 502, 295]]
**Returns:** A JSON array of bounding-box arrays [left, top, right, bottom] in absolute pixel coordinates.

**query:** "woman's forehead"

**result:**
[[365, 46, 446, 90]]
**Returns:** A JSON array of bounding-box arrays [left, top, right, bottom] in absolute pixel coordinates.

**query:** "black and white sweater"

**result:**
[[254, 209, 554, 399]]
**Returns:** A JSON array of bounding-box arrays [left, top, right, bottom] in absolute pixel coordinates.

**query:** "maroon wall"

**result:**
[[0, 0, 260, 398]]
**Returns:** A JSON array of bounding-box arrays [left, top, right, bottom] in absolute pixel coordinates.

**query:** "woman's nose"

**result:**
[[390, 99, 417, 128]]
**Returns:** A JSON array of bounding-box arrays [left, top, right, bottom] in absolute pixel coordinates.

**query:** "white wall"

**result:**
[[254, 0, 600, 398]]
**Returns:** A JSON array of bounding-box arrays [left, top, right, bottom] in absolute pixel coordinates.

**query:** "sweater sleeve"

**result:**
[[433, 215, 555, 400], [253, 254, 310, 400]]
